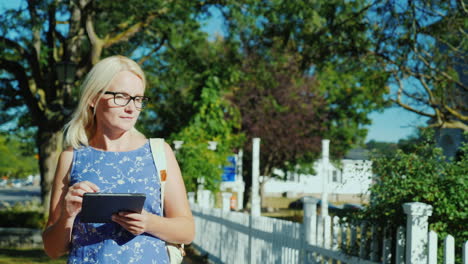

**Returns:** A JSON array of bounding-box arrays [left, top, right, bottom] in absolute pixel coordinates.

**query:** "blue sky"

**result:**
[[1, 0, 428, 143]]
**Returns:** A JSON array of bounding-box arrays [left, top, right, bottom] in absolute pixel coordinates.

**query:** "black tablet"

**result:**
[[80, 193, 146, 223]]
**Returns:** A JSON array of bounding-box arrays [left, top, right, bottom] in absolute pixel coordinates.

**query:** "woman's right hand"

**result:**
[[62, 181, 100, 219]]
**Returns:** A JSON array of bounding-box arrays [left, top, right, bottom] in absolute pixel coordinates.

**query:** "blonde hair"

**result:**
[[64, 55, 146, 149]]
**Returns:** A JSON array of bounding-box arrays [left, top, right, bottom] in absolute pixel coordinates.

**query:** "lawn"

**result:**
[[0, 248, 66, 264]]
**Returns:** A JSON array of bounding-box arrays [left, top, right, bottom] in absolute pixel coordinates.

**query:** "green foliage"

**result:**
[[316, 62, 389, 156], [0, 133, 39, 179], [140, 37, 241, 139], [365, 140, 399, 157], [221, 0, 390, 159], [171, 76, 244, 193], [0, 201, 46, 229], [350, 130, 467, 262]]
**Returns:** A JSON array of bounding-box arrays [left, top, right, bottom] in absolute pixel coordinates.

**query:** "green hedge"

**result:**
[[0, 211, 45, 229], [0, 201, 46, 229]]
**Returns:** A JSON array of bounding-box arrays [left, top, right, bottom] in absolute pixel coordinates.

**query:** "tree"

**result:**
[[230, 52, 327, 205], [370, 0, 467, 131], [219, 0, 390, 154], [365, 140, 399, 157], [172, 77, 244, 193], [0, 0, 214, 211], [212, 0, 389, 207], [138, 35, 242, 139]]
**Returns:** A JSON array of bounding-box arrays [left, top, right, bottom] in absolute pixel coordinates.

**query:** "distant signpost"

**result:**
[[222, 156, 236, 182]]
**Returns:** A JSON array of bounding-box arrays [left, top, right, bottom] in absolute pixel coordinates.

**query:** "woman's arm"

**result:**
[[42, 148, 100, 258], [112, 142, 195, 244]]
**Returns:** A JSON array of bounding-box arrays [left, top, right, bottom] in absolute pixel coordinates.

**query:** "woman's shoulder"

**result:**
[[58, 147, 74, 166]]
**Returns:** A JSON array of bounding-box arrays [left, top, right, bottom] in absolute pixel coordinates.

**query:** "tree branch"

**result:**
[[84, 8, 104, 64], [390, 98, 435, 118], [0, 37, 45, 98], [0, 59, 44, 124], [137, 35, 167, 65], [46, 1, 57, 102], [413, 45, 467, 91], [427, 119, 468, 131], [443, 105, 468, 122], [102, 11, 163, 48], [0, 37, 28, 57], [26, 0, 41, 63], [392, 73, 435, 118]]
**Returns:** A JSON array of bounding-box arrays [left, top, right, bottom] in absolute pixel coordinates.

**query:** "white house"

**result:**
[[262, 147, 373, 203]]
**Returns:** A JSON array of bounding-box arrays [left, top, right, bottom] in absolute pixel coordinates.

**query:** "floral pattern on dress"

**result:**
[[68, 141, 169, 264]]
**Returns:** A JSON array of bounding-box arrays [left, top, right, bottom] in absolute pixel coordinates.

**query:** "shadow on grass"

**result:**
[[0, 248, 66, 264]]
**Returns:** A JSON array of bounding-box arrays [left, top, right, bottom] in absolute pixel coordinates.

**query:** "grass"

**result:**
[[0, 248, 66, 264]]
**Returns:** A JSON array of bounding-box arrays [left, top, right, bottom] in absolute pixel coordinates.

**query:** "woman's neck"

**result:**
[[89, 129, 146, 152]]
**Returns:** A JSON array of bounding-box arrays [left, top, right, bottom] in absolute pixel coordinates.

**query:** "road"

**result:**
[[0, 186, 41, 208]]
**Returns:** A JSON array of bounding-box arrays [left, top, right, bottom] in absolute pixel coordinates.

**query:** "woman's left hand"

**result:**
[[112, 209, 151, 236]]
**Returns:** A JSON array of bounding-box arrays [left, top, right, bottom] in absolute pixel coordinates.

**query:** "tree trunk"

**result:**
[[37, 128, 63, 214]]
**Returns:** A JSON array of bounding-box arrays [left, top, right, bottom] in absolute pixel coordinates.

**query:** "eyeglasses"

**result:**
[[104, 91, 150, 109]]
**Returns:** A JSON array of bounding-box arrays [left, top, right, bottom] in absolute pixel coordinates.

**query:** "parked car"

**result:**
[[342, 203, 364, 211], [288, 197, 342, 210], [11, 179, 23, 188]]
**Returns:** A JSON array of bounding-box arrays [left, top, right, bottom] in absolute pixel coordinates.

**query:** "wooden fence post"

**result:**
[[251, 138, 261, 217], [303, 196, 319, 263], [403, 202, 433, 264], [222, 192, 232, 212], [188, 192, 195, 204], [303, 196, 320, 245]]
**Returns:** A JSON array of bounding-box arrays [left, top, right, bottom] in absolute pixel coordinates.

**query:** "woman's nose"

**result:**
[[124, 100, 137, 112]]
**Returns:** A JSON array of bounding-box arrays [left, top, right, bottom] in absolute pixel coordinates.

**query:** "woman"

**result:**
[[42, 55, 194, 263]]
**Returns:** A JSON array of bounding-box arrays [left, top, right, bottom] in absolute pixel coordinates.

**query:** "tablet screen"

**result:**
[[80, 193, 146, 223]]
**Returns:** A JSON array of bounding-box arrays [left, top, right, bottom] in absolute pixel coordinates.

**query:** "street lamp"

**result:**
[[56, 61, 77, 111], [56, 61, 77, 85]]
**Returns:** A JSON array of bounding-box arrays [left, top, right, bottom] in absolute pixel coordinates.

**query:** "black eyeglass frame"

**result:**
[[103, 91, 150, 109]]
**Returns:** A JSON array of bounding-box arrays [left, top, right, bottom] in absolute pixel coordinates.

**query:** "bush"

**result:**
[[0, 201, 46, 229], [346, 130, 467, 262]]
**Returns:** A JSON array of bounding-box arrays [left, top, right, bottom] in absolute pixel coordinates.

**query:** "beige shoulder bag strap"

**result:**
[[150, 138, 167, 211], [149, 138, 185, 264]]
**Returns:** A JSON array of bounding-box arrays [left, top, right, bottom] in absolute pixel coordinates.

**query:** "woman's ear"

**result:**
[[89, 94, 99, 108]]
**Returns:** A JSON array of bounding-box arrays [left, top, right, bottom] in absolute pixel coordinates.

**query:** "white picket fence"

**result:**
[[191, 197, 467, 264]]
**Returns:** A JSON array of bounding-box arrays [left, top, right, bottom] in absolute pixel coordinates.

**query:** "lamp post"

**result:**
[[56, 61, 77, 111]]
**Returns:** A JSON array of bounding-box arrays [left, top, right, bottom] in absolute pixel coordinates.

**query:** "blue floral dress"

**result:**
[[68, 141, 169, 264]]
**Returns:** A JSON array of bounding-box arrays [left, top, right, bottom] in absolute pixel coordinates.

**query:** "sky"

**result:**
[[1, 0, 429, 143]]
